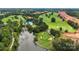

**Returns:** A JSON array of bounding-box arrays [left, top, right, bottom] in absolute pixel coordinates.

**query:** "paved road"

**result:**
[[17, 28, 46, 51]]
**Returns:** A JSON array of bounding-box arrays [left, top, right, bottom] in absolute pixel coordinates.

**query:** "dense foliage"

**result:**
[[67, 20, 79, 29], [50, 29, 60, 37], [0, 9, 79, 51], [0, 16, 23, 51], [52, 38, 79, 51]]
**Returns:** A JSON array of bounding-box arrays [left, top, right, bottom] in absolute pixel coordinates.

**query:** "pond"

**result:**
[[17, 28, 46, 51], [25, 21, 33, 25]]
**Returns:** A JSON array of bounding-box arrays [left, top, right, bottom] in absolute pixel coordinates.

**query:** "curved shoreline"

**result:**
[[17, 28, 46, 51]]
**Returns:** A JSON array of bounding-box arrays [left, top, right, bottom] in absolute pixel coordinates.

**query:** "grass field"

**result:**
[[2, 15, 26, 26], [36, 12, 76, 50], [36, 32, 53, 50], [39, 12, 76, 32], [1, 13, 77, 50]]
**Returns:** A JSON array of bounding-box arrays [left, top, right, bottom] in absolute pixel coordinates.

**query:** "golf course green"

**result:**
[[2, 15, 26, 26], [39, 12, 76, 32]]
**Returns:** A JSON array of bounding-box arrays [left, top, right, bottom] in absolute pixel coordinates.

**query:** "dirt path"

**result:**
[[63, 32, 79, 43], [9, 32, 15, 51]]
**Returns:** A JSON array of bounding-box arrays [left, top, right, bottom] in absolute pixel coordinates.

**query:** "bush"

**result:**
[[15, 16, 18, 19], [51, 18, 56, 22], [0, 42, 5, 50], [52, 38, 76, 51], [65, 30, 68, 32], [33, 23, 48, 33], [39, 22, 48, 31], [33, 27, 40, 33], [60, 27, 62, 31], [50, 29, 60, 37], [33, 21, 48, 33], [51, 12, 53, 15], [67, 20, 79, 29], [26, 25, 33, 33]]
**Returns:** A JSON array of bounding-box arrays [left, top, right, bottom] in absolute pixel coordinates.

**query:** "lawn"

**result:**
[[39, 12, 76, 32], [36, 32, 53, 50], [36, 12, 76, 50], [1, 15, 26, 26]]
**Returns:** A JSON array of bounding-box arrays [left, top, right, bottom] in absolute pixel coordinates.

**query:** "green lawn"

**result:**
[[36, 12, 76, 50], [39, 12, 76, 32], [2, 15, 26, 25], [36, 32, 53, 50]]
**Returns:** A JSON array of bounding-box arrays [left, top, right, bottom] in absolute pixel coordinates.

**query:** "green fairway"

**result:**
[[36, 12, 76, 50], [39, 12, 76, 32], [36, 32, 53, 50], [2, 15, 26, 26]]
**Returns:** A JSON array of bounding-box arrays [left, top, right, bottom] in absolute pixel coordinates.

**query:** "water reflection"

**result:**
[[17, 28, 46, 51]]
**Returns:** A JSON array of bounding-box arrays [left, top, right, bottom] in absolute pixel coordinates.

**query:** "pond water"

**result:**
[[17, 28, 46, 51], [25, 21, 33, 25]]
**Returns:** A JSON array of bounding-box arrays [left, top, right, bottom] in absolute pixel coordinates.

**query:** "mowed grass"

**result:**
[[2, 15, 26, 25], [36, 12, 76, 50], [36, 32, 53, 50], [39, 12, 76, 32]]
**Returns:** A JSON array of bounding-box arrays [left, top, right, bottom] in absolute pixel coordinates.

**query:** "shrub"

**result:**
[[52, 38, 76, 51], [60, 27, 62, 31], [50, 29, 60, 37], [67, 20, 79, 29], [65, 30, 68, 32], [51, 18, 56, 22]]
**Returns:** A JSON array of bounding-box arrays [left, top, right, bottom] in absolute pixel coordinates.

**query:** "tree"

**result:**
[[0, 34, 3, 41], [51, 12, 53, 15], [0, 42, 5, 50], [15, 16, 18, 19], [33, 19, 40, 25], [51, 18, 56, 22], [65, 30, 68, 32], [60, 27, 62, 31], [39, 18, 43, 23], [32, 18, 48, 33], [67, 20, 79, 29], [33, 22, 48, 33], [26, 24, 33, 33], [45, 14, 50, 18], [0, 25, 12, 50], [33, 27, 40, 33], [66, 11, 79, 18], [0, 17, 22, 51], [52, 38, 76, 51], [50, 29, 60, 37], [45, 14, 48, 17], [62, 19, 65, 21], [39, 22, 48, 31], [0, 20, 3, 24]]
